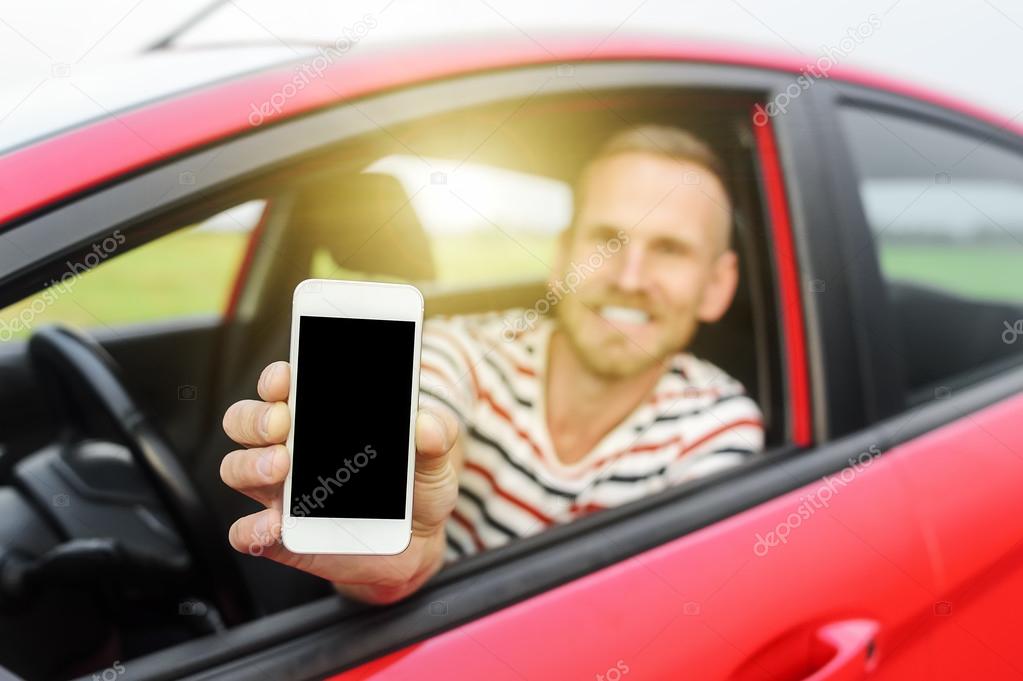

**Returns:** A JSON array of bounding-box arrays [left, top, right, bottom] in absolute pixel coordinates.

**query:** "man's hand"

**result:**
[[220, 361, 462, 604]]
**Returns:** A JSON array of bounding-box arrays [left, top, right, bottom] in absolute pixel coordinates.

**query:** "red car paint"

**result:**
[[2, 38, 1021, 231], [752, 112, 812, 447], [329, 394, 1023, 680]]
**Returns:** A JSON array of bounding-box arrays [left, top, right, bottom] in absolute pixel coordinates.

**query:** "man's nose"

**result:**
[[612, 244, 648, 292]]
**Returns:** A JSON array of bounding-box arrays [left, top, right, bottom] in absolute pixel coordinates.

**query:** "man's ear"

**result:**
[[697, 249, 739, 323]]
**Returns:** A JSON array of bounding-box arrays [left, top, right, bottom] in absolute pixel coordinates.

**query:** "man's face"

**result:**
[[553, 151, 738, 379]]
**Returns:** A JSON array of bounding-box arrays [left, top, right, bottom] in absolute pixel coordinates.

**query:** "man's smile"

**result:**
[[598, 305, 652, 326]]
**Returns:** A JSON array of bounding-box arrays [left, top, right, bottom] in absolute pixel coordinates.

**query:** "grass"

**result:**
[[880, 244, 1023, 302], [311, 230, 558, 284], [0, 230, 249, 341]]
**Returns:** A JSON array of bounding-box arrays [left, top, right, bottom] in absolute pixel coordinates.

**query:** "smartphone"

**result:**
[[281, 279, 424, 555]]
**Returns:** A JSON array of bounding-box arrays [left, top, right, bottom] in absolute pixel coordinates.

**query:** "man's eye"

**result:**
[[655, 241, 687, 255]]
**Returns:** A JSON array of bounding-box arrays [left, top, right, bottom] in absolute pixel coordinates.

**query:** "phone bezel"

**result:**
[[281, 278, 424, 555]]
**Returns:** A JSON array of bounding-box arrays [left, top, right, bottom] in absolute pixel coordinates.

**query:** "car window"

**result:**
[[310, 156, 571, 285], [839, 106, 1023, 401], [0, 200, 264, 342], [287, 98, 781, 443]]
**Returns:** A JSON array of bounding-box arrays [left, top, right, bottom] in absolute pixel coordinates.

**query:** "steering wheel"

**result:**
[[26, 324, 250, 625]]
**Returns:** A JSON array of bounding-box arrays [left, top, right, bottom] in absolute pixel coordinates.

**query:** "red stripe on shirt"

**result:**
[[549, 417, 762, 480], [568, 501, 606, 516], [428, 326, 481, 399], [421, 361, 458, 386], [675, 418, 764, 460], [489, 338, 537, 378], [466, 323, 537, 378], [648, 387, 723, 404], [449, 507, 486, 553], [478, 387, 548, 464], [464, 460, 553, 526]]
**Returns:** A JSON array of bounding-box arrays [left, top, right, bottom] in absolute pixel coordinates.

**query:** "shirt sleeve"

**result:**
[[663, 389, 765, 487]]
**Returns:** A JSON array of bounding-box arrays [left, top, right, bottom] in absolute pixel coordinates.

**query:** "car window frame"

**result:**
[[3, 60, 835, 680], [0, 61, 807, 438]]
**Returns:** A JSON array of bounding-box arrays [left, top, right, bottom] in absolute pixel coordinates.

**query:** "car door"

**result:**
[[820, 83, 1023, 679]]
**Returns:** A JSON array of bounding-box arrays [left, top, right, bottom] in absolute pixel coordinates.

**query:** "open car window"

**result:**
[[261, 89, 783, 448], [0, 201, 264, 342]]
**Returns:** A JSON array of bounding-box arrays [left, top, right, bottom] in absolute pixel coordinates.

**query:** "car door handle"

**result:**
[[801, 619, 879, 681]]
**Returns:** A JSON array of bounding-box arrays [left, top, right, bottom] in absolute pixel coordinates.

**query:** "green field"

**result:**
[[880, 244, 1023, 302], [311, 230, 557, 283], [0, 231, 249, 341], [2, 234, 1018, 343], [0, 229, 558, 342]]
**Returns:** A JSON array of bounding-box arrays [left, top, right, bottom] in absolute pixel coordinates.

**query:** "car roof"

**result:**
[[1, 34, 1019, 230], [0, 46, 309, 155]]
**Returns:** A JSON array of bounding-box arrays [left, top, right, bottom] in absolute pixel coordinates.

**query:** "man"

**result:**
[[220, 125, 764, 605]]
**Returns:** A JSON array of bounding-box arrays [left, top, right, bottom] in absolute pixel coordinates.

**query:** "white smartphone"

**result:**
[[281, 278, 424, 555]]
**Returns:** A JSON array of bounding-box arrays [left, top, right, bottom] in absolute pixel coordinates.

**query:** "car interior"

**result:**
[[0, 88, 785, 679], [885, 280, 1023, 403]]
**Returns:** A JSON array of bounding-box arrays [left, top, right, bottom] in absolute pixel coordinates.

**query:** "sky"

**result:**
[[1, 0, 1022, 142]]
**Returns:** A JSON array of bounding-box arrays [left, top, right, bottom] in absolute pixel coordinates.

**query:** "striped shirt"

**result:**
[[417, 309, 764, 563]]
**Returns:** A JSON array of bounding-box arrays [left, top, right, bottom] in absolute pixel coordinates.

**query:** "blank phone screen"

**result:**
[[290, 315, 416, 519]]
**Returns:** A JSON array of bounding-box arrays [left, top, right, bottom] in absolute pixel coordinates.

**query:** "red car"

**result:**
[[1, 29, 1023, 681]]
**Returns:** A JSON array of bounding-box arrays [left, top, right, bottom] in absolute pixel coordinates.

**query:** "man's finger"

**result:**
[[227, 509, 415, 585], [228, 507, 284, 557], [223, 399, 290, 446], [257, 361, 290, 402], [415, 408, 458, 471], [220, 444, 289, 502], [226, 508, 318, 574]]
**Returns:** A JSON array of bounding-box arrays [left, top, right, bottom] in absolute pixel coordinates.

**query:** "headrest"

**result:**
[[290, 172, 435, 281]]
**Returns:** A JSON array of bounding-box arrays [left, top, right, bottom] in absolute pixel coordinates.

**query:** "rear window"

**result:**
[[839, 105, 1023, 401]]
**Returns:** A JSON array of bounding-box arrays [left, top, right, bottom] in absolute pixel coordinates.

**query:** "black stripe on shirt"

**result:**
[[457, 487, 520, 539], [422, 340, 465, 379], [467, 425, 577, 500], [644, 392, 747, 427], [481, 352, 533, 409], [420, 386, 467, 424], [596, 446, 757, 484]]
